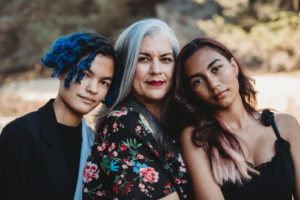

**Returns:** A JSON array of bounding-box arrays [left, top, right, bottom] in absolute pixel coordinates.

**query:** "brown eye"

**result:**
[[192, 78, 203, 87], [161, 57, 173, 62], [100, 81, 111, 87], [212, 65, 222, 73], [138, 57, 149, 62]]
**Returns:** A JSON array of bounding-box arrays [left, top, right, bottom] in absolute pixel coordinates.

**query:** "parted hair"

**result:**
[[96, 18, 179, 128], [95, 18, 179, 153]]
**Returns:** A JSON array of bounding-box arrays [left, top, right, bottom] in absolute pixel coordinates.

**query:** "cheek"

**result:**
[[98, 87, 109, 98], [134, 65, 147, 82], [165, 64, 174, 79], [192, 87, 208, 100]]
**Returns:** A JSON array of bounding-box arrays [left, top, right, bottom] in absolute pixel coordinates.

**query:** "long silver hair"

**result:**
[[96, 18, 179, 133]]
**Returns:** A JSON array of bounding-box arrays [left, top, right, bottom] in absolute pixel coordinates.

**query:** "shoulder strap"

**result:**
[[261, 110, 281, 139]]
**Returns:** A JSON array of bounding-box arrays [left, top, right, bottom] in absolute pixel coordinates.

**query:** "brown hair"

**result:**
[[163, 37, 258, 185]]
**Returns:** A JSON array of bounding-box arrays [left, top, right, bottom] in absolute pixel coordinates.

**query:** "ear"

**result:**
[[230, 57, 239, 76]]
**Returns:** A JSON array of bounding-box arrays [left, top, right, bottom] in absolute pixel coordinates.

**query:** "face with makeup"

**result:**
[[57, 54, 114, 117], [132, 32, 175, 105], [184, 47, 240, 109]]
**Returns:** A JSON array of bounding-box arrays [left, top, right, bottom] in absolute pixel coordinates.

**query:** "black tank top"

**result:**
[[221, 110, 295, 200]]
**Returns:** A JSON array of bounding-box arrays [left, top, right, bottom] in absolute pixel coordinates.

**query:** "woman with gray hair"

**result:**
[[82, 18, 192, 199]]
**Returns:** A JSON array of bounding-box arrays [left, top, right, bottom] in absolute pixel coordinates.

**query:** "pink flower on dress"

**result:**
[[83, 162, 99, 183], [153, 150, 159, 157], [124, 182, 133, 194], [96, 191, 104, 196], [137, 154, 144, 159], [139, 183, 145, 189], [120, 144, 127, 151], [138, 167, 159, 183], [113, 185, 119, 194], [113, 122, 118, 129], [103, 128, 108, 135], [178, 153, 186, 166], [122, 164, 128, 169], [166, 182, 172, 188], [117, 180, 122, 185], [112, 151, 118, 157], [175, 177, 181, 184], [135, 126, 141, 132], [111, 109, 128, 117], [123, 159, 133, 166], [139, 183, 146, 192], [164, 189, 170, 195], [83, 188, 88, 193], [97, 143, 106, 152], [179, 166, 187, 173], [108, 143, 116, 152]]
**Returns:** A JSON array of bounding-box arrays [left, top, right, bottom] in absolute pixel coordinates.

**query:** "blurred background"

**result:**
[[1, 0, 300, 131]]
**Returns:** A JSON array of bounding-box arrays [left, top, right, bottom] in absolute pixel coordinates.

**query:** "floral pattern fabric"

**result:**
[[82, 106, 192, 199]]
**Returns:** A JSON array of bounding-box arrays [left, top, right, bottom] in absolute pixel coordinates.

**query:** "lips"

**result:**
[[147, 80, 164, 86], [79, 95, 96, 104], [214, 89, 227, 100]]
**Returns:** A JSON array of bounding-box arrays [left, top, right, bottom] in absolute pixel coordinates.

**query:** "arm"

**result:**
[[0, 122, 36, 200], [275, 114, 300, 200], [180, 126, 224, 200], [83, 110, 179, 199]]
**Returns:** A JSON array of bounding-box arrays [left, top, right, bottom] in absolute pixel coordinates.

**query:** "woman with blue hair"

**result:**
[[82, 19, 193, 200], [0, 32, 120, 200]]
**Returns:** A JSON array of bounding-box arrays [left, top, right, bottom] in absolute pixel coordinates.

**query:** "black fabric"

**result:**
[[57, 121, 82, 194], [0, 99, 83, 200], [82, 105, 193, 199], [221, 110, 295, 200]]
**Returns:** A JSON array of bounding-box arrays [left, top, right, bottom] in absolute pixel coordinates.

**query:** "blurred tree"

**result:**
[[0, 0, 163, 82]]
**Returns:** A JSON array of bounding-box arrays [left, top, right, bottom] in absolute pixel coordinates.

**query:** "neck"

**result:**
[[143, 102, 162, 119], [213, 97, 256, 133], [53, 96, 83, 127]]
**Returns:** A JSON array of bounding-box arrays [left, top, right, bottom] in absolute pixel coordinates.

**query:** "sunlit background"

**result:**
[[1, 0, 300, 131]]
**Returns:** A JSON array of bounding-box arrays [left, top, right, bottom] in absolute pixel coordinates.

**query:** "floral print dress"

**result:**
[[82, 106, 192, 199]]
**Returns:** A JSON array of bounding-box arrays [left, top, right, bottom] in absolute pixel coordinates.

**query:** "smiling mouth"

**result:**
[[147, 80, 164, 86]]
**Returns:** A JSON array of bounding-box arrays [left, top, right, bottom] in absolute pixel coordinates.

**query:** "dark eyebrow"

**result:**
[[139, 52, 173, 57], [188, 73, 202, 82], [187, 59, 221, 82], [85, 68, 94, 75], [161, 52, 173, 57], [139, 52, 150, 56], [207, 59, 221, 69], [102, 77, 113, 80]]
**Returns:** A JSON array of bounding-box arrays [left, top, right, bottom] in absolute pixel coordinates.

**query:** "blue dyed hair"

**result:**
[[41, 32, 121, 106]]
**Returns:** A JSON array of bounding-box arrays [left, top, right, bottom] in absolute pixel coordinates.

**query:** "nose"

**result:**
[[86, 79, 98, 94], [207, 76, 220, 90], [149, 59, 162, 74]]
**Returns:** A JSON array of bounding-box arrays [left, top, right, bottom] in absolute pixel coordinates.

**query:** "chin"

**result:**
[[75, 106, 96, 116]]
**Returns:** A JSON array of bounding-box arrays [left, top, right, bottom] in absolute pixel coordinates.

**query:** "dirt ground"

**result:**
[[1, 70, 300, 131]]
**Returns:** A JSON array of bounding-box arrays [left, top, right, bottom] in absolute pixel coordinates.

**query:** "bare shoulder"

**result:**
[[180, 126, 199, 150], [274, 113, 300, 141], [180, 126, 194, 142], [180, 126, 207, 155]]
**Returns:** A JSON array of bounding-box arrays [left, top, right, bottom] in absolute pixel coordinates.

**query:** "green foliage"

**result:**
[[196, 0, 300, 71]]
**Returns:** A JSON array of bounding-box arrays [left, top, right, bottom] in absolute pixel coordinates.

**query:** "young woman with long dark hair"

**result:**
[[164, 37, 300, 200]]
